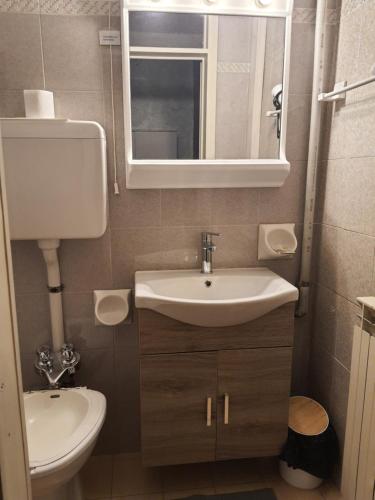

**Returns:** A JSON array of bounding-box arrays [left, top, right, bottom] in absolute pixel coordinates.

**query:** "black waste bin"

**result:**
[[279, 396, 339, 489]]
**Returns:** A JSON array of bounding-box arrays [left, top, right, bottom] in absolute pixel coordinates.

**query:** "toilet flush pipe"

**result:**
[[296, 0, 327, 317], [37, 239, 65, 352]]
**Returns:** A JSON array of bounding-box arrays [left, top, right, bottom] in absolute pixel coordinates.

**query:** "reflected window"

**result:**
[[131, 59, 202, 160]]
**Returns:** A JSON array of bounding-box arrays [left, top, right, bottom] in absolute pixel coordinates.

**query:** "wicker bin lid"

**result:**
[[288, 396, 329, 436]]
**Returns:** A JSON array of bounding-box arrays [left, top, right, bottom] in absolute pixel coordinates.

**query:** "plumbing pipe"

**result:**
[[296, 0, 327, 317], [37, 239, 65, 352]]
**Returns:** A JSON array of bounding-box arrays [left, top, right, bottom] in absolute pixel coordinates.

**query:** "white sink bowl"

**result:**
[[135, 267, 299, 327]]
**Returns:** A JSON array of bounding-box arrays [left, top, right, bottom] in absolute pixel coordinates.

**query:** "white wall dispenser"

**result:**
[[258, 223, 297, 260], [94, 289, 131, 326]]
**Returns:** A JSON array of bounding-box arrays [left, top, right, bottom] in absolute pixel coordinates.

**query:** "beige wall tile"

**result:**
[[161, 189, 212, 227], [63, 292, 114, 350], [309, 340, 333, 411], [0, 90, 25, 117], [315, 224, 375, 302], [329, 360, 350, 452], [291, 313, 312, 394], [286, 94, 312, 161], [41, 14, 109, 91], [11, 240, 47, 294], [74, 348, 115, 397], [160, 226, 203, 270], [334, 6, 363, 84], [217, 16, 253, 63], [111, 227, 162, 288], [81, 454, 113, 499], [290, 22, 315, 94], [210, 189, 259, 226], [0, 13, 44, 90], [112, 453, 163, 496], [323, 158, 375, 236], [53, 90, 105, 123], [112, 402, 141, 453], [258, 162, 307, 224], [15, 293, 51, 355], [313, 284, 359, 369], [210, 225, 258, 268], [215, 72, 250, 159], [59, 230, 112, 292], [110, 189, 161, 229], [20, 353, 48, 391]]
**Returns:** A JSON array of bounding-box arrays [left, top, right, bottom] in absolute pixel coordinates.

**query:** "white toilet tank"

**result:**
[[0, 118, 107, 240]]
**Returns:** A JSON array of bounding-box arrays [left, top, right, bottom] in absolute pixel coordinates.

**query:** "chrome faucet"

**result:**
[[201, 231, 221, 274], [35, 343, 80, 389]]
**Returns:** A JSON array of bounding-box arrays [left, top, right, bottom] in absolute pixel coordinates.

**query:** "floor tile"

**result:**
[[258, 457, 280, 481], [112, 495, 163, 500], [112, 452, 163, 496], [272, 479, 324, 500], [214, 482, 272, 494], [164, 487, 216, 499], [162, 462, 215, 492], [81, 454, 113, 499], [319, 482, 343, 499], [213, 458, 264, 487]]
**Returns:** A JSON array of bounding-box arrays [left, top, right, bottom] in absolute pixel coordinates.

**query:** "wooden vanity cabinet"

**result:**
[[139, 304, 294, 466]]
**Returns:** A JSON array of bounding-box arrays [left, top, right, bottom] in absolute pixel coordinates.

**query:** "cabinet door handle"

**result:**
[[206, 397, 212, 427], [224, 393, 229, 425]]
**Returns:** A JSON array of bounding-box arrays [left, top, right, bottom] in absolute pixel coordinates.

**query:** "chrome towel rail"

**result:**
[[318, 74, 375, 102]]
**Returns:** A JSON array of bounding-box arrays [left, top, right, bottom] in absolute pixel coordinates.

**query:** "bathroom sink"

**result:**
[[135, 268, 299, 327]]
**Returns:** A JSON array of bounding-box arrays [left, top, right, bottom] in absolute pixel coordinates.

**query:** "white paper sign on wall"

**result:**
[[99, 30, 121, 46]]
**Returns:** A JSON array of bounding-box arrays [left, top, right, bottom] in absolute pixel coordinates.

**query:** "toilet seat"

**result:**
[[24, 388, 106, 478]]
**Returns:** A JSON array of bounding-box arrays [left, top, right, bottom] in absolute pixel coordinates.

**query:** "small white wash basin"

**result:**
[[135, 268, 299, 327]]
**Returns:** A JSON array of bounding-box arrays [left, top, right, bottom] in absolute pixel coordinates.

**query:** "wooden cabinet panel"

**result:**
[[139, 304, 294, 355], [140, 352, 217, 466], [216, 348, 292, 460]]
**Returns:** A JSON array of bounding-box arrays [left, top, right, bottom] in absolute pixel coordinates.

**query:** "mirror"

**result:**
[[128, 12, 286, 161]]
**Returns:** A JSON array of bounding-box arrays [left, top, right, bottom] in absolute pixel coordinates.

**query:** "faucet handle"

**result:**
[[202, 231, 221, 242], [61, 343, 75, 365], [60, 343, 80, 374], [36, 345, 54, 372]]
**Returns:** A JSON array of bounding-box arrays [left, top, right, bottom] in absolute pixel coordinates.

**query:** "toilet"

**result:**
[[24, 388, 106, 500]]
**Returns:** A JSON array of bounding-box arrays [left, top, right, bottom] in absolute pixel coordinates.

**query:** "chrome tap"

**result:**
[[201, 231, 221, 274], [36, 345, 54, 373], [35, 343, 80, 389]]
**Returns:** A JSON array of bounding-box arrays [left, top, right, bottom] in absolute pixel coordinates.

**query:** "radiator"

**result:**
[[342, 297, 375, 500]]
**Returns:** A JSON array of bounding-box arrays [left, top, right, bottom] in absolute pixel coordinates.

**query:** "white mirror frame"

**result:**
[[121, 0, 294, 189]]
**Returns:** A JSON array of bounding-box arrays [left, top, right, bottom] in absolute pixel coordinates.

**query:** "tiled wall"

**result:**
[[309, 0, 375, 471], [0, 0, 333, 454]]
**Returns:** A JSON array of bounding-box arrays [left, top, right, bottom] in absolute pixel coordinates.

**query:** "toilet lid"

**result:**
[[24, 388, 106, 470]]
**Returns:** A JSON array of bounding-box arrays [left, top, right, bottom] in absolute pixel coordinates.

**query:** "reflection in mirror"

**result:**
[[128, 12, 285, 161]]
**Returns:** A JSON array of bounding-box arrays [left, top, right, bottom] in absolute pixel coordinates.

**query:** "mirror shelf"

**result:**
[[126, 159, 290, 189]]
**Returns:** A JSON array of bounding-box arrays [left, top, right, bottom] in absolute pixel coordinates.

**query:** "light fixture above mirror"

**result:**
[[121, 0, 294, 188]]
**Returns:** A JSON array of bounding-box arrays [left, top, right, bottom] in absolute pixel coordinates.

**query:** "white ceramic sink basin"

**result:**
[[135, 268, 299, 327]]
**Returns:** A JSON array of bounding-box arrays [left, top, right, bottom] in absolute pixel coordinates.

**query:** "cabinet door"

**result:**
[[141, 352, 217, 466], [216, 348, 292, 460]]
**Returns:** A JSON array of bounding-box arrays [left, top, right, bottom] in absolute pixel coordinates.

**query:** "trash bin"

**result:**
[[279, 396, 339, 489]]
